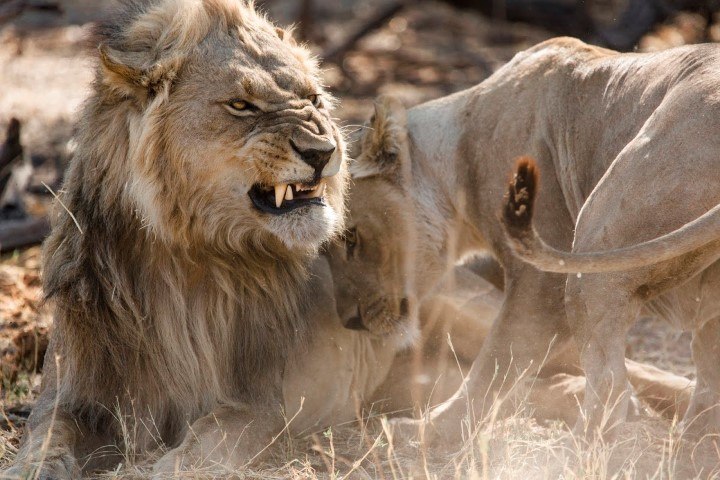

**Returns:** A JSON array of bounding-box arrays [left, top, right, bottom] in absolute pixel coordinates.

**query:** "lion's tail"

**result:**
[[502, 156, 720, 274]]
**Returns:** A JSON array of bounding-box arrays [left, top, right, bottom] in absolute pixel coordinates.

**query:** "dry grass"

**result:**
[[3, 382, 720, 479], [0, 253, 716, 478]]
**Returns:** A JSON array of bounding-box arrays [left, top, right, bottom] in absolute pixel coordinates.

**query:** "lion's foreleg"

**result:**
[[4, 343, 85, 480], [151, 404, 284, 478], [3, 407, 81, 480]]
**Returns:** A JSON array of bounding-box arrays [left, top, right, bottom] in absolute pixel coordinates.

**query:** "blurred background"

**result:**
[[2, 0, 720, 233], [2, 0, 720, 245], [0, 0, 709, 445]]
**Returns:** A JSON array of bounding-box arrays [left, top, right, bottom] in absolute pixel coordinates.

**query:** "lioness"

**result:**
[[502, 156, 720, 436], [4, 0, 350, 477], [326, 38, 710, 444]]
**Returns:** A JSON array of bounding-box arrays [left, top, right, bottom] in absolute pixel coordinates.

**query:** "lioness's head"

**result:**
[[325, 96, 418, 346], [90, 0, 346, 253]]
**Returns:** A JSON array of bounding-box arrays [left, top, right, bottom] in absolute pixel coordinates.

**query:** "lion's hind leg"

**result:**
[[390, 264, 575, 445], [565, 271, 644, 439]]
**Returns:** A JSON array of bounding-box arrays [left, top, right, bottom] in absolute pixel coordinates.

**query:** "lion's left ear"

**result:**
[[350, 95, 410, 184]]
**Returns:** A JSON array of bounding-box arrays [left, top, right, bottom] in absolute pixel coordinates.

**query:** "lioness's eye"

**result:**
[[308, 94, 321, 108], [344, 227, 358, 258]]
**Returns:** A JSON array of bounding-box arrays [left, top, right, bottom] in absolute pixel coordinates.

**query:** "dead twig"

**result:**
[[0, 216, 50, 252], [0, 118, 22, 172], [322, 1, 407, 64], [0, 0, 61, 25]]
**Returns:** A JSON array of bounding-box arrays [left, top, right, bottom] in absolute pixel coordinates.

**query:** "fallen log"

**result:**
[[0, 0, 61, 25], [0, 216, 50, 252]]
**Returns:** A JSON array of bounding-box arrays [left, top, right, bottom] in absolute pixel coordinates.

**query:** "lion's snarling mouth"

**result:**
[[249, 179, 328, 215]]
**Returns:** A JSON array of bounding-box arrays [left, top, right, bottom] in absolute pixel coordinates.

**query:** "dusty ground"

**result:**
[[0, 0, 717, 478]]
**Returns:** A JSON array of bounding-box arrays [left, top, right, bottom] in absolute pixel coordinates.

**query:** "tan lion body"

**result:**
[[493, 41, 720, 437], [328, 38, 710, 443]]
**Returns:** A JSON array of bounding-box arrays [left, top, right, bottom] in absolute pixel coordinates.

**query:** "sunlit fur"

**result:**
[[9, 0, 347, 475]]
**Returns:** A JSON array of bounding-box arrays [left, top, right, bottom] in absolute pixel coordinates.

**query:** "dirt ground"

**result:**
[[0, 0, 717, 478]]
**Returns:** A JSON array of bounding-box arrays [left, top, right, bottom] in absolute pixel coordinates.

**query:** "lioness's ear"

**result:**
[[275, 26, 299, 46], [275, 27, 286, 40], [351, 95, 409, 183]]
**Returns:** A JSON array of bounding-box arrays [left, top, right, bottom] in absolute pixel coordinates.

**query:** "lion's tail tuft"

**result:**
[[502, 156, 539, 239]]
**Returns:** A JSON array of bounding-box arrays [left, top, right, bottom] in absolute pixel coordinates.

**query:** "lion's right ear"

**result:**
[[350, 95, 410, 184], [99, 43, 178, 101], [99, 44, 148, 97]]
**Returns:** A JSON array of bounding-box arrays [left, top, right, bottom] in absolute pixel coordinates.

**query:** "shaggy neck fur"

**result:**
[[404, 143, 472, 300], [400, 93, 489, 300]]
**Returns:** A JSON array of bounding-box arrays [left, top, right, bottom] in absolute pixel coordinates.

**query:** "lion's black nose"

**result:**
[[290, 139, 335, 174], [344, 306, 368, 331], [344, 315, 367, 331]]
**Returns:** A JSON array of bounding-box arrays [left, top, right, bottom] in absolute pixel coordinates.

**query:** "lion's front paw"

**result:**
[[151, 449, 187, 479], [152, 449, 244, 480], [388, 417, 430, 447], [388, 409, 470, 450], [2, 455, 79, 480]]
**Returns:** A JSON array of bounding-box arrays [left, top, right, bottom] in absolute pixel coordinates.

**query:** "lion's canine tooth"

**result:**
[[274, 184, 287, 208], [285, 186, 293, 201]]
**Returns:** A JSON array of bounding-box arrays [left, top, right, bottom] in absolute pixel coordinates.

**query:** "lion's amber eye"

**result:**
[[229, 100, 249, 110], [225, 99, 260, 115], [308, 94, 321, 108]]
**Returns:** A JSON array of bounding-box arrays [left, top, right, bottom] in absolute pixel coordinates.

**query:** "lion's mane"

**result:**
[[41, 0, 324, 451]]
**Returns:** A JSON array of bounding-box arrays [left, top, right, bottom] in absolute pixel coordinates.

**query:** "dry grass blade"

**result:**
[[40, 182, 82, 234]]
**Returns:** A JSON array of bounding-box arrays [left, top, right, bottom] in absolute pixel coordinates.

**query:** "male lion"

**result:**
[[502, 157, 720, 437], [4, 0, 348, 477], [326, 37, 709, 445]]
